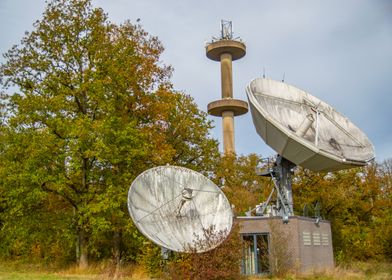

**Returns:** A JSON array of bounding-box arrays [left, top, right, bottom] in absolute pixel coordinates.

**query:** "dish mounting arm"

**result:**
[[256, 155, 296, 221]]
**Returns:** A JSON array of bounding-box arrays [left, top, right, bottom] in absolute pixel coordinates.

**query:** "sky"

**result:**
[[0, 0, 391, 162]]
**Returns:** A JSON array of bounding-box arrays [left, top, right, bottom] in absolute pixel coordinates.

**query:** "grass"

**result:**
[[0, 272, 94, 280], [248, 261, 392, 280], [0, 260, 391, 279], [0, 260, 148, 280]]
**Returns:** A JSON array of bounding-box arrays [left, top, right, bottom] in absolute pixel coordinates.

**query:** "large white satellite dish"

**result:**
[[127, 165, 233, 253], [246, 78, 375, 172], [245, 78, 375, 219]]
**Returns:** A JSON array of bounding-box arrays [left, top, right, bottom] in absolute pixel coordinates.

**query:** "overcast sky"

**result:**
[[1, 0, 391, 162]]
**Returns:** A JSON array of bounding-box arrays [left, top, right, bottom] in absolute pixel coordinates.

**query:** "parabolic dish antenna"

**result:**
[[246, 78, 375, 172], [127, 165, 233, 253]]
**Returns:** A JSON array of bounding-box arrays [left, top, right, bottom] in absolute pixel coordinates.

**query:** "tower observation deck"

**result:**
[[206, 21, 248, 154]]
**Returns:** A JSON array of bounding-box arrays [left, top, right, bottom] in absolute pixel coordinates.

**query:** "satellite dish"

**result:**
[[127, 165, 233, 253], [246, 78, 375, 172]]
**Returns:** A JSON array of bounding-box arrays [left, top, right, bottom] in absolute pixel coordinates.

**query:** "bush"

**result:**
[[166, 222, 245, 280]]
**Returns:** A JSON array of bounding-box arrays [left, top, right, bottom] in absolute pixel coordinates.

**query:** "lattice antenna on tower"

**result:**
[[221, 20, 233, 40]]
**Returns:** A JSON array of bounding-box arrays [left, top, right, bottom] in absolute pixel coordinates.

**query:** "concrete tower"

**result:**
[[206, 21, 248, 154]]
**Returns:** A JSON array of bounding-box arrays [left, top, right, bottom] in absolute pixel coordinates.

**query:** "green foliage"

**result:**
[[137, 241, 166, 278]]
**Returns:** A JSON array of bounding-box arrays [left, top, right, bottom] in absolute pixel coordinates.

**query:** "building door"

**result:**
[[242, 233, 269, 275]]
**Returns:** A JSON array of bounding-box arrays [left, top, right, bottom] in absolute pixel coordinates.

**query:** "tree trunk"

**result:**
[[79, 157, 89, 269], [76, 232, 80, 262], [78, 229, 88, 269], [75, 208, 79, 262], [113, 230, 122, 268]]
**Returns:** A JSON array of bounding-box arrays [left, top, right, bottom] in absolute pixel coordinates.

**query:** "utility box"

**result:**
[[237, 216, 334, 275]]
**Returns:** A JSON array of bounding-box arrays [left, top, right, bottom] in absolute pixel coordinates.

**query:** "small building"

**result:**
[[237, 215, 334, 275]]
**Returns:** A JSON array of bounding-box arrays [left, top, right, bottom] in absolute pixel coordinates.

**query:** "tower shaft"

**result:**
[[220, 53, 233, 99], [222, 111, 235, 154], [220, 52, 234, 153]]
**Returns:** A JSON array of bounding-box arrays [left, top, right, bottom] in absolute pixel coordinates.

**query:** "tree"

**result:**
[[377, 159, 392, 259], [212, 154, 271, 215], [292, 163, 392, 262], [0, 0, 218, 267]]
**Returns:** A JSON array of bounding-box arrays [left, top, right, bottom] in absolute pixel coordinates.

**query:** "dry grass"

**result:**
[[0, 260, 150, 280], [247, 261, 392, 280], [55, 261, 152, 279], [0, 260, 391, 279]]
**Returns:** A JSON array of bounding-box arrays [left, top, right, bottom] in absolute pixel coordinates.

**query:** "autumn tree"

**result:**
[[212, 153, 271, 215], [0, 0, 218, 267], [376, 159, 392, 259], [293, 163, 392, 261]]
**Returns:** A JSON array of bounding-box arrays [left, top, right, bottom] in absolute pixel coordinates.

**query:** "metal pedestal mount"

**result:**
[[246, 155, 296, 223]]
